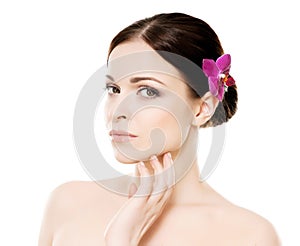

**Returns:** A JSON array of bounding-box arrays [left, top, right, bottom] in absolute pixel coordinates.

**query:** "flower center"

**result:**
[[219, 73, 228, 84]]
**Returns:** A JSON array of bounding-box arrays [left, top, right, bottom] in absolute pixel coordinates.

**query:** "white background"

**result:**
[[1, 0, 299, 245]]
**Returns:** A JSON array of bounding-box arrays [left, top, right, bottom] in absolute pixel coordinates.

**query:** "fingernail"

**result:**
[[167, 152, 172, 159], [150, 155, 157, 161], [137, 162, 144, 172]]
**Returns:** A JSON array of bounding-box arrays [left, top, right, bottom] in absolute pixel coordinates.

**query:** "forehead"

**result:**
[[107, 39, 185, 83], [109, 39, 153, 60]]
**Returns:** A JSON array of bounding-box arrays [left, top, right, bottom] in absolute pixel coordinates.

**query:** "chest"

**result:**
[[52, 206, 252, 246]]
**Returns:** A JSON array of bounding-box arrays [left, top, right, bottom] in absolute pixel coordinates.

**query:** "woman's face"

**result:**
[[104, 39, 198, 164]]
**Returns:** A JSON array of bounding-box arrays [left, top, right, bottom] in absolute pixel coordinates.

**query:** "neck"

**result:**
[[167, 124, 207, 205], [133, 125, 213, 206], [167, 157, 212, 206]]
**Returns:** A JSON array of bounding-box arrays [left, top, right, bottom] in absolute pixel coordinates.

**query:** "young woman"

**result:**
[[39, 13, 280, 245]]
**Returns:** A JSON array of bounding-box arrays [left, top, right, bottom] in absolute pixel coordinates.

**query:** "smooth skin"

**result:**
[[38, 40, 281, 245], [104, 153, 175, 245]]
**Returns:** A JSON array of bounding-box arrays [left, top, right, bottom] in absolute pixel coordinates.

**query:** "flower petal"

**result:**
[[202, 59, 219, 77], [217, 83, 225, 101], [216, 54, 231, 72], [208, 76, 219, 96]]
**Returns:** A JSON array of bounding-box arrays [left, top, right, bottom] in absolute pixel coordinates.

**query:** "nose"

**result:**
[[104, 90, 134, 126], [105, 100, 129, 126], [110, 113, 129, 132], [105, 110, 128, 130]]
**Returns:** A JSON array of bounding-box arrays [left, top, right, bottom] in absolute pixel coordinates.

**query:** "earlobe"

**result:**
[[191, 92, 219, 127]]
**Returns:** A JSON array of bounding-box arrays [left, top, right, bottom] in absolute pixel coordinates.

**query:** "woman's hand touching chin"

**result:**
[[104, 152, 175, 246]]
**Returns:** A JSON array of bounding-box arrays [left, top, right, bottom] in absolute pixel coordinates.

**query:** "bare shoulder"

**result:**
[[48, 180, 106, 202], [38, 181, 124, 246], [45, 181, 103, 210], [38, 181, 97, 245], [224, 203, 281, 245], [43, 180, 124, 214]]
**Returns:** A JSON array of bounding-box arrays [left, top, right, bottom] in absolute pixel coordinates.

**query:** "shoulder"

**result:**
[[45, 181, 99, 210], [38, 181, 117, 245], [38, 181, 93, 244], [40, 180, 128, 222], [225, 204, 281, 245], [48, 180, 101, 201], [244, 208, 281, 245], [44, 180, 118, 215]]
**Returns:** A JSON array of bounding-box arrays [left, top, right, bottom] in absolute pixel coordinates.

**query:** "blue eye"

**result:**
[[138, 86, 160, 98]]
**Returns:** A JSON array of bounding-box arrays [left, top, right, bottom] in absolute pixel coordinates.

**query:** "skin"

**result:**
[[38, 40, 281, 245]]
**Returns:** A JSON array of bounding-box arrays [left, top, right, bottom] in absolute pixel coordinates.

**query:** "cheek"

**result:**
[[103, 100, 110, 127], [104, 97, 117, 129], [128, 108, 184, 151]]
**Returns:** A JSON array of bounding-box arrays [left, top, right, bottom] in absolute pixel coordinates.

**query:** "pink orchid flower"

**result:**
[[202, 54, 235, 101]]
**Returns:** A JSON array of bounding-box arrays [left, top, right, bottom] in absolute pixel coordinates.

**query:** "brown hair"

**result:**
[[108, 12, 238, 127]]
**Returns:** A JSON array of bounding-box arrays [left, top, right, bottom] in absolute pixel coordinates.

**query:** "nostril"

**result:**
[[116, 115, 126, 120]]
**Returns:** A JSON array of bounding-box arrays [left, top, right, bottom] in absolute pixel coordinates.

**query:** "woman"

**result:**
[[39, 13, 280, 245]]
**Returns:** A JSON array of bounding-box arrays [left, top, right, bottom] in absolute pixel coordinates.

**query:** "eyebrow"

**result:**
[[130, 76, 165, 85], [105, 75, 165, 86], [106, 75, 115, 81]]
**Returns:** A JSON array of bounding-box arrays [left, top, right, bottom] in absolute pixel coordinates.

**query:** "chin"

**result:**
[[112, 149, 138, 164]]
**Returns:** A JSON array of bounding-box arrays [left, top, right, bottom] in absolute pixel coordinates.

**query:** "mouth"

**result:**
[[109, 130, 138, 143]]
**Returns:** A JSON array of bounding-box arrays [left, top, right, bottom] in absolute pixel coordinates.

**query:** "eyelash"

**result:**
[[103, 84, 160, 99]]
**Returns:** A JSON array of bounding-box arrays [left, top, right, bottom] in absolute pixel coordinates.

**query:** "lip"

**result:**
[[109, 130, 138, 142], [109, 130, 137, 137]]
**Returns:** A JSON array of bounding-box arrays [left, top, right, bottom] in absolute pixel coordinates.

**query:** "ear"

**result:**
[[191, 92, 219, 127]]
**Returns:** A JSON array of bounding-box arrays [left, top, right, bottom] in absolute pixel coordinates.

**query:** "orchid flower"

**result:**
[[202, 54, 235, 101]]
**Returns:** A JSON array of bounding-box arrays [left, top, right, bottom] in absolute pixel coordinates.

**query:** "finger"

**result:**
[[134, 162, 141, 177], [150, 155, 163, 174], [154, 152, 174, 202], [135, 161, 153, 197], [128, 182, 138, 199], [164, 152, 175, 189], [150, 155, 168, 196]]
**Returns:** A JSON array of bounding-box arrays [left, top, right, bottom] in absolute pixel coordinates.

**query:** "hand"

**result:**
[[104, 152, 175, 246]]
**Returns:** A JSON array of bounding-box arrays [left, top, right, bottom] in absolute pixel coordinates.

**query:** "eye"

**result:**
[[138, 86, 160, 99], [105, 84, 120, 94]]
